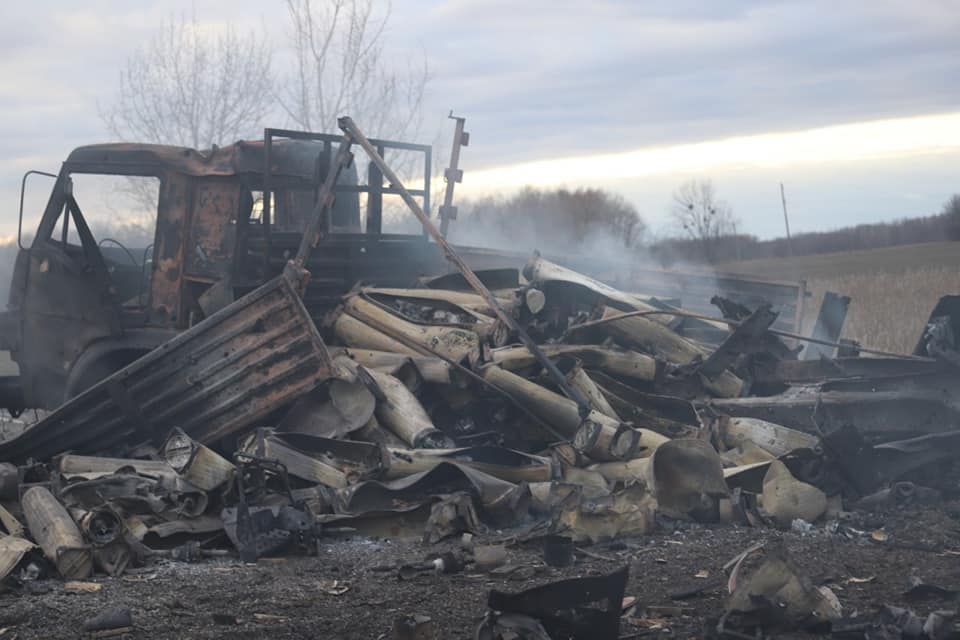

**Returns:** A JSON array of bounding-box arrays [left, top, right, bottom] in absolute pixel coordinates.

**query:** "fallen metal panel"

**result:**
[[0, 274, 334, 462], [803, 291, 850, 360]]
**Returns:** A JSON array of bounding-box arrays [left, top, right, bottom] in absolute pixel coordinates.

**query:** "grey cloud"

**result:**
[[0, 0, 957, 238]]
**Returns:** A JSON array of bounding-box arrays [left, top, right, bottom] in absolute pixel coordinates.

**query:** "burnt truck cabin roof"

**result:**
[[64, 139, 339, 180]]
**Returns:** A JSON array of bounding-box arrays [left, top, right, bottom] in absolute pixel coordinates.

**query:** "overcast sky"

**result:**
[[1, 0, 958, 241]]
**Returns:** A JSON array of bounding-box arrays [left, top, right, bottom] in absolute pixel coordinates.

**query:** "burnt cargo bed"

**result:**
[[0, 274, 334, 462]]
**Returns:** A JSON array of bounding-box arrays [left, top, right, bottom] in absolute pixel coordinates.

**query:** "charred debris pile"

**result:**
[[2, 118, 960, 638], [3, 253, 959, 617]]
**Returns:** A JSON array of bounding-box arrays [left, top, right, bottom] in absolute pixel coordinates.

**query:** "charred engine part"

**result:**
[[222, 453, 316, 562]]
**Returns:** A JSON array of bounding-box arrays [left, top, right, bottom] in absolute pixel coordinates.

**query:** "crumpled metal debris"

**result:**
[[478, 566, 629, 640], [760, 460, 828, 527], [723, 541, 841, 633], [0, 140, 956, 615]]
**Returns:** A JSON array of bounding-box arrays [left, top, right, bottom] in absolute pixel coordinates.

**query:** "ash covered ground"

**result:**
[[2, 503, 958, 639]]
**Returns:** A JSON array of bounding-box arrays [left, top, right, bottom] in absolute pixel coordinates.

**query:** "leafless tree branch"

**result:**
[[100, 11, 273, 150], [281, 0, 429, 141], [669, 179, 738, 263]]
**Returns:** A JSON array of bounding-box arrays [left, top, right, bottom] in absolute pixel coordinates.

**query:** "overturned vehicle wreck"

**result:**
[[2, 116, 959, 639]]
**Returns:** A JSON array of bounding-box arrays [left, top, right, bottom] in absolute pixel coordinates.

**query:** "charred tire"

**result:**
[[63, 349, 149, 400]]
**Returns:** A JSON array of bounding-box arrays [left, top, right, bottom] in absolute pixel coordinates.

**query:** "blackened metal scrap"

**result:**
[[420, 267, 520, 292], [914, 295, 960, 357], [239, 429, 350, 488], [0, 462, 18, 500], [482, 566, 629, 640], [855, 482, 941, 510], [0, 273, 335, 462], [314, 502, 437, 539], [709, 373, 960, 442], [583, 370, 703, 439], [278, 377, 376, 439], [335, 461, 529, 527], [756, 356, 947, 386], [872, 431, 960, 482], [382, 445, 553, 483], [803, 291, 851, 360], [574, 306, 932, 361], [60, 473, 207, 519], [257, 430, 387, 481], [82, 607, 134, 635], [696, 304, 778, 380], [222, 453, 316, 562], [338, 116, 593, 418], [589, 306, 745, 398]]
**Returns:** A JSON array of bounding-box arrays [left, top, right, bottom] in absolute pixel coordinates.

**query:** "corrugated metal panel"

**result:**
[[0, 275, 334, 463]]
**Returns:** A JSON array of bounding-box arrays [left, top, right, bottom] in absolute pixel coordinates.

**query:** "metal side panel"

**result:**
[[0, 274, 334, 463]]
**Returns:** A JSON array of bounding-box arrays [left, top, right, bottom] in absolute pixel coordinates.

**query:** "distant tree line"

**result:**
[[652, 193, 960, 266], [454, 185, 960, 266]]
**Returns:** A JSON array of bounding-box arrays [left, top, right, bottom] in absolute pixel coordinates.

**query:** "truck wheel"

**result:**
[[63, 349, 149, 400]]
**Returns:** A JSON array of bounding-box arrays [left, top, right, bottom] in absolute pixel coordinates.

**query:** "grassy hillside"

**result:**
[[721, 241, 960, 354]]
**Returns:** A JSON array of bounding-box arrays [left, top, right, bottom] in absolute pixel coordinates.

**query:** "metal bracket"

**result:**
[[439, 112, 469, 237]]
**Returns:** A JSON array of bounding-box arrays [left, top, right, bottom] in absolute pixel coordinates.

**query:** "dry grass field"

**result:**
[[720, 242, 960, 354]]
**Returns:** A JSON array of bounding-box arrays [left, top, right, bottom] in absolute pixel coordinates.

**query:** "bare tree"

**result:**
[[942, 194, 960, 218], [670, 179, 737, 263], [281, 0, 429, 140], [102, 12, 273, 150]]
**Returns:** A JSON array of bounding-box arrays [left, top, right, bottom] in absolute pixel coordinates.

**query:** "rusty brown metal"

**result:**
[[0, 273, 335, 462]]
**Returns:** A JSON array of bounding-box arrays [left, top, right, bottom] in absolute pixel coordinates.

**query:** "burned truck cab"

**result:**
[[0, 130, 434, 412]]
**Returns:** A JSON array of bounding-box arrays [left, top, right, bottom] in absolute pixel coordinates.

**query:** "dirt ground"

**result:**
[[1, 502, 958, 640]]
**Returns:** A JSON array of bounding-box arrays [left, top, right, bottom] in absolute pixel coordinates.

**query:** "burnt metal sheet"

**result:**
[[709, 373, 960, 442], [698, 304, 778, 379], [483, 566, 630, 640], [0, 274, 334, 463], [803, 291, 850, 360]]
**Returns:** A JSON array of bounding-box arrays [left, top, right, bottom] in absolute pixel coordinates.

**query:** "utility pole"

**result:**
[[732, 221, 741, 261], [780, 182, 792, 256]]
